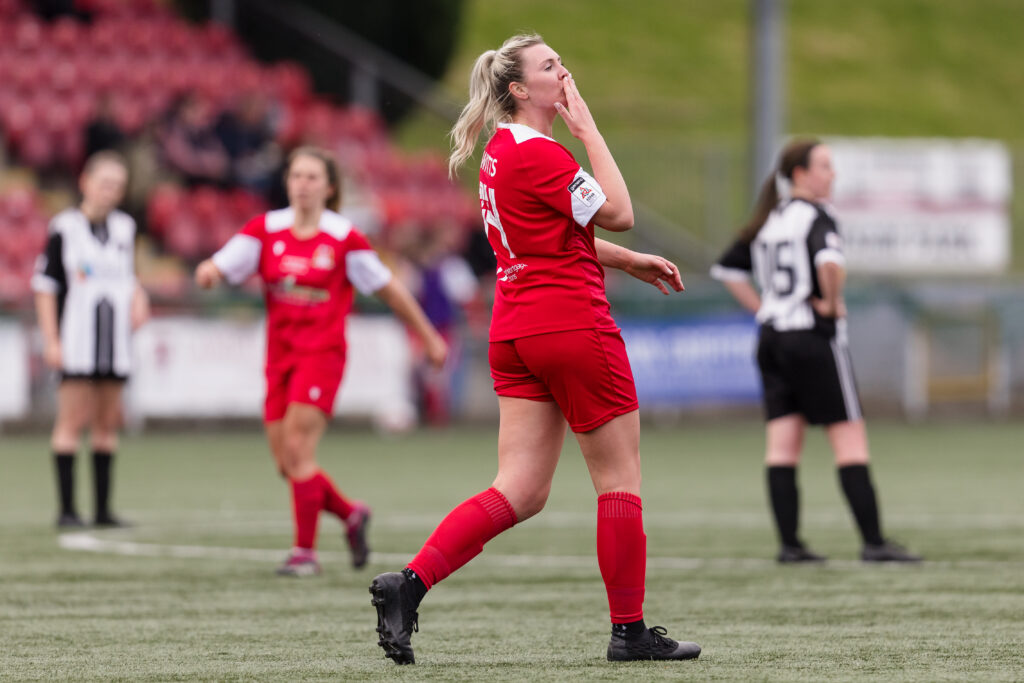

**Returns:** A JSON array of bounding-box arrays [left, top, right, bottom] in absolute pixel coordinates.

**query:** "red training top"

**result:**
[[479, 122, 615, 342], [211, 207, 392, 358]]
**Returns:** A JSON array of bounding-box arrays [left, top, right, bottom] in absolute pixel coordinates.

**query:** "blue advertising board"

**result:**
[[619, 314, 762, 406]]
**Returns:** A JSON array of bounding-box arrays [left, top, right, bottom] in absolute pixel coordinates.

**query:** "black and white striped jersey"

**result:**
[[31, 208, 137, 377], [711, 198, 845, 333]]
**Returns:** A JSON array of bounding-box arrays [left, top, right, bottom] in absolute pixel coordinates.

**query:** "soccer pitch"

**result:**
[[1, 421, 1022, 681]]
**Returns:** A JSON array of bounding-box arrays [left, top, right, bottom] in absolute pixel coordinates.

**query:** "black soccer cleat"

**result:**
[[777, 544, 827, 564], [345, 505, 371, 570], [861, 540, 922, 563], [93, 514, 132, 528], [56, 513, 86, 529], [370, 572, 419, 665], [607, 626, 701, 661]]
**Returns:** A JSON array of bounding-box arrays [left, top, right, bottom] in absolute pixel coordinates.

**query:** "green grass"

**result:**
[[394, 0, 1024, 268], [2, 422, 1023, 681]]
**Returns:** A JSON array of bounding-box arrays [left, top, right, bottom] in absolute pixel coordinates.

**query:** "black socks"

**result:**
[[402, 568, 428, 607], [838, 464, 884, 546], [766, 466, 801, 548], [54, 453, 76, 517], [92, 451, 113, 521]]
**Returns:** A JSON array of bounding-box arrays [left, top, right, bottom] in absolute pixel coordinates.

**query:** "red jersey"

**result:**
[[212, 207, 392, 357], [479, 123, 615, 342]]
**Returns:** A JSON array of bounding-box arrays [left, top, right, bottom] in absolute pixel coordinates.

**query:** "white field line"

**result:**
[[33, 509, 1024, 532], [57, 531, 1024, 570]]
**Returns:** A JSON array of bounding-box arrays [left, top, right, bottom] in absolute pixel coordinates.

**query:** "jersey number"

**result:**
[[758, 241, 795, 297], [479, 182, 515, 259]]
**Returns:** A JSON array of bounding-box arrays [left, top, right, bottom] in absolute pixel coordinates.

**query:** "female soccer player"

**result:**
[[33, 151, 150, 528], [195, 147, 447, 576], [370, 35, 699, 664], [710, 138, 921, 564]]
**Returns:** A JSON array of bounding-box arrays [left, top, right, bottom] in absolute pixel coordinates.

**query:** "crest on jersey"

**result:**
[[568, 177, 599, 206], [311, 245, 335, 270], [272, 241, 286, 256]]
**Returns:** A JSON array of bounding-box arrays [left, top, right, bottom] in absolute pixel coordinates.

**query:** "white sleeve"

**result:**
[[211, 234, 262, 285], [813, 249, 846, 268], [709, 264, 752, 282], [346, 249, 393, 295], [568, 168, 607, 227]]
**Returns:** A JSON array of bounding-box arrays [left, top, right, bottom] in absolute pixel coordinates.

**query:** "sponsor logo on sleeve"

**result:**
[[825, 232, 843, 250], [568, 177, 599, 206]]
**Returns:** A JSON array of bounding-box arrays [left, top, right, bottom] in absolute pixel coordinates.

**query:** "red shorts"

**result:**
[[489, 328, 638, 433], [264, 351, 345, 422]]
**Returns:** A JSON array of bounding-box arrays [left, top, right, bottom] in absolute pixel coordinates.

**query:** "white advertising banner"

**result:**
[[828, 138, 1011, 274], [837, 210, 1009, 274], [129, 315, 413, 421], [0, 321, 29, 418]]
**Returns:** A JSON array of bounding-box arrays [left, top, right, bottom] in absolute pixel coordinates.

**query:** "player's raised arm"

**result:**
[[556, 75, 633, 231]]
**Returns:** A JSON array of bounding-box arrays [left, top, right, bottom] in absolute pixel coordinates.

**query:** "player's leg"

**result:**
[[408, 396, 565, 584], [806, 327, 920, 563], [90, 380, 126, 526], [275, 401, 329, 576], [758, 330, 821, 562], [575, 410, 700, 661], [827, 419, 920, 562], [284, 352, 372, 568], [264, 420, 287, 478], [765, 414, 822, 562], [533, 328, 697, 661], [51, 380, 94, 527], [371, 396, 566, 665]]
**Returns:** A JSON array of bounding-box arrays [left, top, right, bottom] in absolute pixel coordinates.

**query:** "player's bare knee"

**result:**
[[516, 487, 550, 521], [766, 450, 800, 466]]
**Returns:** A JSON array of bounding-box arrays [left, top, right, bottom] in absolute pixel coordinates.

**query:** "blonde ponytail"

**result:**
[[448, 34, 545, 178]]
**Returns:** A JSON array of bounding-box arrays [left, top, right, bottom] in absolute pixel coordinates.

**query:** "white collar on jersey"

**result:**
[[497, 122, 556, 145]]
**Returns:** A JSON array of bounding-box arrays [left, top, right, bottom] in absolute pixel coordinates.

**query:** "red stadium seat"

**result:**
[[88, 20, 120, 55], [50, 60, 81, 94], [0, 0, 27, 19], [17, 129, 55, 168], [146, 184, 185, 237], [50, 16, 84, 54], [1, 99, 34, 144], [12, 15, 43, 53]]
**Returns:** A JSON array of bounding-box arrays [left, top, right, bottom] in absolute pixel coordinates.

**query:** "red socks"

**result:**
[[407, 487, 517, 589], [289, 474, 323, 550], [317, 470, 355, 520], [289, 470, 357, 549], [597, 492, 646, 623], [402, 487, 645, 624]]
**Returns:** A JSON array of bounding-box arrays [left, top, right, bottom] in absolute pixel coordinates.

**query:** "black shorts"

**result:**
[[756, 323, 862, 425], [60, 371, 128, 383]]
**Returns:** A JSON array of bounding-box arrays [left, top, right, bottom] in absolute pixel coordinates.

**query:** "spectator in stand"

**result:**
[[84, 95, 126, 160], [403, 223, 478, 425], [215, 92, 283, 196], [157, 93, 230, 187], [31, 151, 150, 528]]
